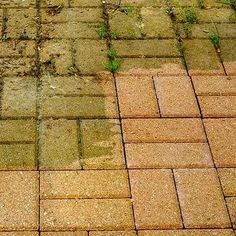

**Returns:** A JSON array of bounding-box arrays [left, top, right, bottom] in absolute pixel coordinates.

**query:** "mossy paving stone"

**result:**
[[1, 77, 37, 118], [107, 0, 164, 7], [183, 39, 224, 75], [0, 144, 36, 170], [0, 0, 35, 8], [70, 0, 102, 7], [80, 119, 125, 169], [39, 119, 81, 170], [221, 39, 236, 75], [169, 0, 230, 8], [41, 0, 69, 7]]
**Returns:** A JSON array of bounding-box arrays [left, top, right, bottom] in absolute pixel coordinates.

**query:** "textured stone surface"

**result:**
[[126, 143, 213, 168], [122, 119, 206, 143], [218, 168, 236, 196], [40, 199, 134, 230], [154, 76, 200, 117], [226, 197, 236, 228], [129, 169, 182, 229], [40, 170, 130, 198], [204, 119, 236, 167], [174, 169, 231, 228], [90, 232, 136, 236], [0, 172, 38, 230], [116, 76, 159, 117]]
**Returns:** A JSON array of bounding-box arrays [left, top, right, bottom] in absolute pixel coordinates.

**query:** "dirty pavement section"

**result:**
[[0, 0, 236, 235]]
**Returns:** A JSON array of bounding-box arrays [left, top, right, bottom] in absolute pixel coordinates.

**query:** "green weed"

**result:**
[[197, 0, 206, 8], [98, 23, 107, 39], [107, 48, 118, 59], [217, 0, 236, 10], [184, 8, 198, 24], [105, 59, 120, 72], [209, 31, 221, 49], [111, 31, 119, 39]]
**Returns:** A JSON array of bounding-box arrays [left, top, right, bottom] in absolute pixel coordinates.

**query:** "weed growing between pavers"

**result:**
[[197, 0, 206, 8], [184, 8, 198, 24], [105, 48, 121, 72]]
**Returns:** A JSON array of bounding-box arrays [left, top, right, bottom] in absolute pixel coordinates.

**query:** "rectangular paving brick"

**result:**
[[192, 76, 236, 96], [80, 119, 125, 169], [116, 76, 159, 118], [40, 119, 81, 170], [2, 77, 37, 118], [174, 169, 231, 228], [41, 0, 69, 7], [113, 40, 180, 57], [0, 233, 39, 236], [0, 0, 35, 7], [122, 119, 206, 143], [41, 233, 87, 236], [0, 144, 35, 170], [70, 0, 101, 7], [198, 96, 236, 117], [154, 76, 200, 117], [183, 39, 224, 76], [126, 143, 213, 168], [138, 229, 235, 236], [40, 199, 134, 230], [0, 120, 35, 142], [40, 170, 130, 199], [0, 171, 38, 230], [218, 168, 236, 197], [204, 119, 236, 167], [129, 169, 182, 229], [226, 197, 236, 228], [89, 231, 136, 236], [40, 96, 118, 118], [41, 75, 115, 96]]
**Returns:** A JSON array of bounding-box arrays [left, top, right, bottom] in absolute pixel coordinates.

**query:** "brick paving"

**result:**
[[0, 0, 235, 235]]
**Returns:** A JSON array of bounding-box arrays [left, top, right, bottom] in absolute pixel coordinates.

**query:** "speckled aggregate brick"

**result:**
[[154, 76, 200, 117], [40, 199, 134, 230], [226, 197, 236, 229], [116, 76, 159, 117], [41, 233, 87, 236], [129, 169, 182, 229], [89, 231, 137, 236], [198, 96, 236, 117], [126, 143, 213, 168], [218, 168, 236, 196], [0, 172, 38, 230], [204, 119, 236, 167], [0, 233, 39, 236], [40, 170, 130, 199], [122, 119, 206, 143], [174, 169, 231, 228]]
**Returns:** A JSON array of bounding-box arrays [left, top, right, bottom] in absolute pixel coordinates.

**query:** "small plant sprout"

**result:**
[[111, 31, 119, 39], [209, 31, 221, 51], [107, 48, 117, 59], [184, 8, 198, 24], [98, 23, 107, 39], [105, 48, 120, 72], [122, 6, 135, 15], [197, 0, 206, 8]]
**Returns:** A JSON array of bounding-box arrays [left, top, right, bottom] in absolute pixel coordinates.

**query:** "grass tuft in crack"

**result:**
[[98, 23, 107, 39], [105, 48, 121, 72], [184, 8, 198, 24]]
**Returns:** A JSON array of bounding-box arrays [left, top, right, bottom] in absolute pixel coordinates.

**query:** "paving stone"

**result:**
[[42, 22, 100, 39], [0, 171, 38, 230], [75, 40, 108, 74], [169, 0, 225, 7], [183, 39, 224, 75], [40, 119, 81, 170], [0, 233, 39, 236], [174, 169, 231, 228], [118, 58, 187, 76], [108, 0, 164, 6], [226, 197, 236, 228], [6, 9, 37, 39], [40, 96, 118, 118], [40, 170, 130, 199], [40, 199, 134, 230], [204, 118, 236, 167], [89, 231, 136, 236], [109, 7, 175, 39], [2, 77, 37, 118], [41, 8, 103, 23], [129, 169, 182, 229], [70, 0, 101, 7], [154, 76, 200, 117], [218, 168, 236, 196], [138, 229, 235, 236], [0, 0, 35, 7], [198, 96, 236, 117], [41, 0, 69, 7], [41, 74, 115, 96], [40, 39, 72, 75], [126, 143, 213, 168], [41, 233, 87, 236], [122, 118, 206, 143], [217, 24, 236, 38], [0, 40, 35, 57], [221, 39, 236, 75], [0, 58, 36, 77], [0, 120, 35, 142], [81, 119, 125, 169], [0, 144, 35, 170], [192, 76, 236, 95], [113, 40, 180, 57], [116, 76, 159, 117]]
